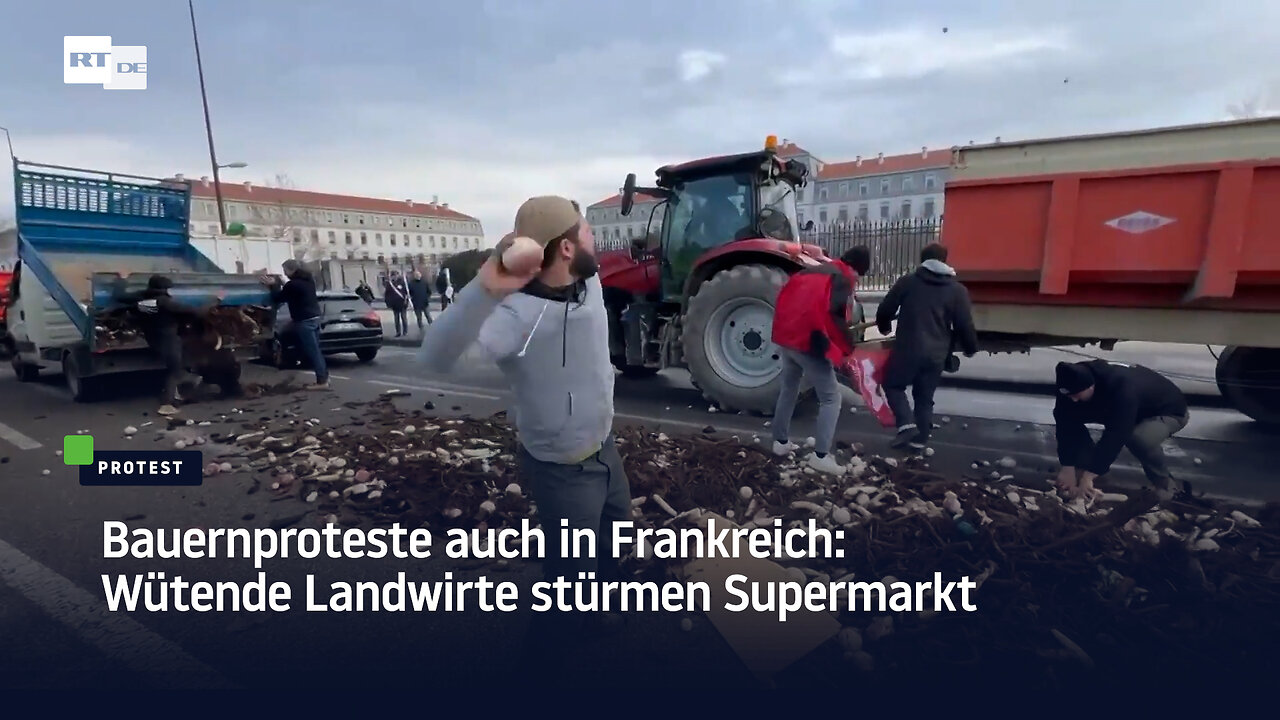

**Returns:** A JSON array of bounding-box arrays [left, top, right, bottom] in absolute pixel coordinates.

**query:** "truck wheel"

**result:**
[[63, 353, 97, 403], [1216, 346, 1280, 427], [11, 355, 39, 382], [355, 347, 379, 363], [683, 264, 801, 415]]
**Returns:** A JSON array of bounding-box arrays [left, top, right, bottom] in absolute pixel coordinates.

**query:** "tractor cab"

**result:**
[[603, 137, 838, 416], [617, 135, 811, 303]]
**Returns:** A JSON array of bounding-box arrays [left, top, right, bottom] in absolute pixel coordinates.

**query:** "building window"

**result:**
[[375, 233, 383, 246], [292, 229, 302, 243], [902, 176, 913, 192], [416, 235, 423, 247], [344, 231, 352, 245], [310, 229, 319, 242], [857, 205, 868, 222], [451, 237, 458, 249], [923, 198, 936, 218], [818, 187, 828, 201], [342, 214, 350, 224], [326, 212, 334, 222], [838, 182, 849, 197], [428, 236, 435, 248], [358, 215, 365, 225], [901, 200, 912, 218], [390, 233, 397, 247], [880, 179, 890, 194], [819, 209, 828, 223], [360, 232, 368, 245], [859, 182, 868, 197], [837, 206, 849, 224], [327, 230, 336, 243], [402, 217, 408, 228], [879, 203, 890, 220], [924, 173, 937, 190]]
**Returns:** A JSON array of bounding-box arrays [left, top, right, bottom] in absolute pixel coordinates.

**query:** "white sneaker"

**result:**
[[807, 453, 846, 475], [772, 440, 800, 457]]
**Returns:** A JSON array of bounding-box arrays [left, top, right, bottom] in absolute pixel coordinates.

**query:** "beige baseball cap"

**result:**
[[513, 196, 580, 247]]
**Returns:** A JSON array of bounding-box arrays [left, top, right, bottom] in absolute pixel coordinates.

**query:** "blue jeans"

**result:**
[[294, 316, 327, 384]]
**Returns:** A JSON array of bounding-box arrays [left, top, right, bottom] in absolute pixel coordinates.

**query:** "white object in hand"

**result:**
[[501, 236, 543, 275]]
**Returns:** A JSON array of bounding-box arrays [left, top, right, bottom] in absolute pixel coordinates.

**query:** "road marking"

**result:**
[[0, 421, 42, 450], [363, 379, 503, 401], [0, 536, 235, 689]]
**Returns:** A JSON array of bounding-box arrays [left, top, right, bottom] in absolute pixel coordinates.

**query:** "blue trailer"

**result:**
[[6, 159, 275, 401]]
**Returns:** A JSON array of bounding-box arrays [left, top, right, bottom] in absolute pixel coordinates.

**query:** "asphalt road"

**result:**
[[0, 344, 1276, 690]]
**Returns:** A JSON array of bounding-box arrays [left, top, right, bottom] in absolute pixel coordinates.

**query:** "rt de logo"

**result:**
[[64, 36, 147, 90]]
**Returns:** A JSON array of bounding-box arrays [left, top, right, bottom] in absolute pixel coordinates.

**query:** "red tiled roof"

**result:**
[[589, 191, 665, 208], [187, 180, 478, 222], [818, 149, 950, 180], [775, 142, 812, 158]]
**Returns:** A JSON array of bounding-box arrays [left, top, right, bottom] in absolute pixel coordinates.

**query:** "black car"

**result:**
[[262, 290, 382, 368]]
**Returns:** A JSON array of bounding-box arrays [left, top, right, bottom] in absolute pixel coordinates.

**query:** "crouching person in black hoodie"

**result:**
[[876, 243, 978, 450], [1053, 359, 1190, 500]]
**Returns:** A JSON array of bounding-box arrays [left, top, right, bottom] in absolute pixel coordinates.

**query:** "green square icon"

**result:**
[[64, 435, 94, 466]]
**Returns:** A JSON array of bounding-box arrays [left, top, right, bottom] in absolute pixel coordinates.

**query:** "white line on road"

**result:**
[[0, 536, 235, 689], [0, 421, 43, 450]]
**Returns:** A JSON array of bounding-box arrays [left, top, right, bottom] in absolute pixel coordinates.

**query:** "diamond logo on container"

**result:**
[[1105, 211, 1175, 235]]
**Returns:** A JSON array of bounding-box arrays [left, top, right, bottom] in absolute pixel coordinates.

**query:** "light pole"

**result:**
[[188, 0, 234, 235], [0, 125, 14, 162]]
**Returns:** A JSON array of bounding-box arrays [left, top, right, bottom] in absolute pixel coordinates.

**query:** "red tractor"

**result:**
[[599, 136, 864, 414]]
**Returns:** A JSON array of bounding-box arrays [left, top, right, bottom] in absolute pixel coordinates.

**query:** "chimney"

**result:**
[[243, 181, 252, 192], [441, 202, 449, 209], [201, 176, 210, 186], [406, 199, 414, 207], [175, 173, 185, 182], [877, 152, 884, 164], [921, 146, 928, 157], [994, 136, 1002, 143], [432, 194, 439, 205], [855, 155, 862, 167]]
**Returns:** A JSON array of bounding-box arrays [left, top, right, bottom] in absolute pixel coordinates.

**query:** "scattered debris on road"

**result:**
[[188, 392, 1280, 685]]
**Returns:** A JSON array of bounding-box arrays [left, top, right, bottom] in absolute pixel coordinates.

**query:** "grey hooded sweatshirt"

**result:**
[[875, 258, 979, 366], [416, 275, 614, 464]]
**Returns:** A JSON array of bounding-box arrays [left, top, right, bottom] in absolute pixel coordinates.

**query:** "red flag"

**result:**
[[843, 347, 896, 428]]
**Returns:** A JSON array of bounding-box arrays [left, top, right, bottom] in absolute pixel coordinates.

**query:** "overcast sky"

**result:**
[[0, 0, 1276, 242]]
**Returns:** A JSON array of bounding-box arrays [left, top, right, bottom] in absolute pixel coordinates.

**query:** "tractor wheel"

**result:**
[[683, 264, 804, 415], [1216, 346, 1280, 427]]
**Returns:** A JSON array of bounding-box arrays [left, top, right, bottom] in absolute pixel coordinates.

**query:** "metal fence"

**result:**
[[804, 218, 941, 292]]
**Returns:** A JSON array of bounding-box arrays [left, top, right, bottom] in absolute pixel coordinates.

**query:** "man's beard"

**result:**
[[570, 244, 598, 280]]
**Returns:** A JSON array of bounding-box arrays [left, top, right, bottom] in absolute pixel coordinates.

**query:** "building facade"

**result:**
[[183, 175, 485, 282], [799, 148, 950, 227], [586, 192, 666, 251]]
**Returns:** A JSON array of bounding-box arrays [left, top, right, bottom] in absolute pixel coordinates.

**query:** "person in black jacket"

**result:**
[[136, 274, 199, 414], [875, 243, 978, 450], [407, 269, 432, 332], [435, 267, 452, 310], [1053, 359, 1190, 500], [260, 259, 329, 390], [384, 270, 410, 337]]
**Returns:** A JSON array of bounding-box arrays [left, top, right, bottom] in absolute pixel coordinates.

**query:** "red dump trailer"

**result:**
[[943, 117, 1280, 425]]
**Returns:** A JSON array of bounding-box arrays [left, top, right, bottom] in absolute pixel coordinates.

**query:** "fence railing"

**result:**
[[804, 218, 941, 292]]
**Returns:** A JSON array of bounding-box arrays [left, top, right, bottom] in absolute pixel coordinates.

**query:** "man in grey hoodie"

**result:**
[[416, 195, 628, 586], [876, 243, 979, 450]]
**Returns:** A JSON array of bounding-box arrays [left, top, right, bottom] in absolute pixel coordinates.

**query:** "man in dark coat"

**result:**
[[1053, 359, 1190, 500], [407, 269, 432, 332], [136, 274, 196, 415], [384, 270, 410, 337], [875, 242, 978, 450], [435, 267, 452, 310], [260, 259, 329, 390]]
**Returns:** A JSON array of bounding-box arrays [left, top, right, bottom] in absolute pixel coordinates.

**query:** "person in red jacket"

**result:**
[[770, 246, 872, 474]]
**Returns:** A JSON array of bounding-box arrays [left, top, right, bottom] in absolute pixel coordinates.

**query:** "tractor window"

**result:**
[[662, 173, 752, 296], [758, 180, 799, 242]]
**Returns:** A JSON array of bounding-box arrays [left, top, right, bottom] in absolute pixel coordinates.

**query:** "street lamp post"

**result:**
[[188, 0, 234, 235]]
